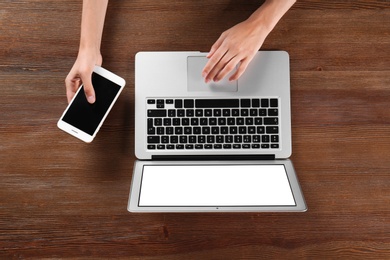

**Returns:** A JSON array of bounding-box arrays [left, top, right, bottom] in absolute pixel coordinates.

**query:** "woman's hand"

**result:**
[[65, 49, 102, 104], [202, 19, 268, 83]]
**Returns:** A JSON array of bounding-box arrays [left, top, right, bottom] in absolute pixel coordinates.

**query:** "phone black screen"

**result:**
[[62, 72, 121, 135]]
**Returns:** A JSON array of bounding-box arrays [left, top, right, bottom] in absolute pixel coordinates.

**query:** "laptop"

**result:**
[[128, 51, 307, 212]]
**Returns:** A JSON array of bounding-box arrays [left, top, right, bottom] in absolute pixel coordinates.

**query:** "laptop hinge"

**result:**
[[151, 154, 275, 161]]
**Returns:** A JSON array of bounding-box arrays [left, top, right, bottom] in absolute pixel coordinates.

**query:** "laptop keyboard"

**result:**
[[146, 98, 280, 150]]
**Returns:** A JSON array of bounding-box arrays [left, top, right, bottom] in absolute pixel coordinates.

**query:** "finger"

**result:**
[[229, 58, 251, 81], [203, 36, 228, 81], [214, 55, 241, 82], [207, 50, 236, 82], [65, 72, 81, 103], [81, 72, 96, 104], [202, 47, 227, 82]]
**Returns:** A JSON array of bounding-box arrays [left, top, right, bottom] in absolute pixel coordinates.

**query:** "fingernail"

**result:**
[[87, 96, 95, 103]]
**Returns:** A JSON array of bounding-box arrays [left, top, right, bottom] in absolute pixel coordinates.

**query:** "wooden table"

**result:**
[[1, 1, 389, 258]]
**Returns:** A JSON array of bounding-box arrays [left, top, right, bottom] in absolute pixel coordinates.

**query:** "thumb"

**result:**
[[82, 73, 96, 104]]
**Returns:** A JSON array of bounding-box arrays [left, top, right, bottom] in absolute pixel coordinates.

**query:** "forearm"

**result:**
[[79, 0, 109, 53], [247, 0, 295, 34]]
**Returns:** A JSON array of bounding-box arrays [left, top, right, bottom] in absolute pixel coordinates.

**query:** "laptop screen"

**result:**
[[138, 164, 296, 207]]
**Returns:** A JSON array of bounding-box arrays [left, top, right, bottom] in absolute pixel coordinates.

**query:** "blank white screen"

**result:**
[[139, 165, 296, 207]]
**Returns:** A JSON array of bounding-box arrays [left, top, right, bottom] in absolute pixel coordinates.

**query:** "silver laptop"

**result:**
[[128, 51, 307, 212]]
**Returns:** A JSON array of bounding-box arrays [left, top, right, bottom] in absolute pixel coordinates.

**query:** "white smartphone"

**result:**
[[57, 66, 126, 143]]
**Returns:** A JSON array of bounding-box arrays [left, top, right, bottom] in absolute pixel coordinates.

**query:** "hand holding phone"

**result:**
[[58, 66, 126, 143]]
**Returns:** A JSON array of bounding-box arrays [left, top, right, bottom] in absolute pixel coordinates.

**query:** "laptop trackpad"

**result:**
[[187, 56, 238, 92]]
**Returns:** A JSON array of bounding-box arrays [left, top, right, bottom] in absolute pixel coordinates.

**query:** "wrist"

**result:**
[[76, 47, 103, 66], [247, 0, 295, 35]]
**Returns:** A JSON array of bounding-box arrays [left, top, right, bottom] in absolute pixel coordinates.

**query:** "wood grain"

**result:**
[[1, 0, 389, 259]]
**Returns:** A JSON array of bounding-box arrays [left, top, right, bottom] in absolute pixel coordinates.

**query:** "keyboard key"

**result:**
[[254, 118, 263, 125], [257, 126, 265, 134], [182, 118, 190, 125], [191, 118, 199, 125], [147, 136, 160, 143], [193, 127, 201, 134], [252, 99, 260, 108], [184, 127, 192, 135], [207, 136, 215, 143], [148, 109, 166, 117], [186, 109, 194, 117], [270, 98, 278, 107], [166, 127, 174, 135], [216, 136, 224, 143], [170, 136, 178, 143], [239, 126, 247, 134], [175, 99, 183, 108], [198, 136, 205, 143], [241, 99, 250, 108], [163, 118, 171, 126], [189, 136, 197, 143], [264, 117, 278, 125], [180, 136, 187, 143], [161, 136, 169, 143], [156, 127, 164, 135], [214, 109, 222, 117], [243, 135, 251, 143], [177, 109, 185, 117], [154, 118, 162, 126], [202, 127, 210, 134], [205, 109, 212, 117], [184, 99, 194, 108], [168, 109, 176, 117], [266, 126, 279, 134], [268, 109, 278, 116], [175, 127, 183, 135], [253, 135, 260, 143], [261, 99, 269, 107], [250, 109, 258, 116], [214, 144, 222, 149]]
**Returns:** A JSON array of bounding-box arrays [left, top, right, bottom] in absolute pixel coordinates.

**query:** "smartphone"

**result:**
[[57, 66, 126, 143]]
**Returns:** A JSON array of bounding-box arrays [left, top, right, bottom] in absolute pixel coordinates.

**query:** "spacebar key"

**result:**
[[195, 99, 239, 108]]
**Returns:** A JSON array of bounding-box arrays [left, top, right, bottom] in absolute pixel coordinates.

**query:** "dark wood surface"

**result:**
[[1, 0, 389, 259]]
